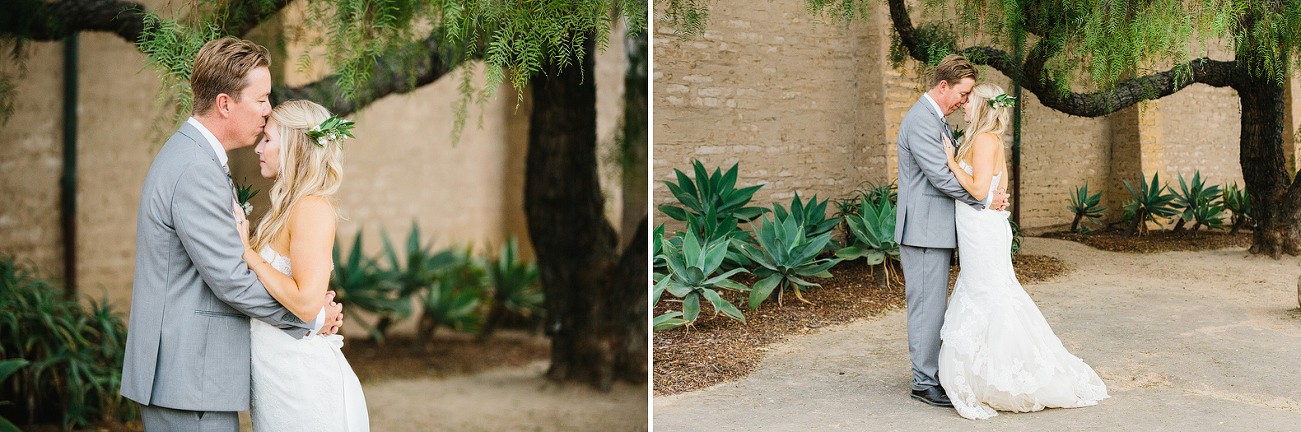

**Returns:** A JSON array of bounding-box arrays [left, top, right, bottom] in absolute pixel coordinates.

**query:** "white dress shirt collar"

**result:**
[[186, 117, 229, 168], [922, 93, 947, 122]]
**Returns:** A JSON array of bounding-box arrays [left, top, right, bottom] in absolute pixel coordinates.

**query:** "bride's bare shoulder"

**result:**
[[287, 196, 337, 228]]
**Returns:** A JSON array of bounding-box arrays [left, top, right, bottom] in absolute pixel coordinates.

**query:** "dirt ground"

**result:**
[[653, 237, 1301, 431]]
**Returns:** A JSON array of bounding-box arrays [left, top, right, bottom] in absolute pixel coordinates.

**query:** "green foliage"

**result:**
[[0, 359, 25, 432], [657, 229, 750, 324], [1122, 172, 1179, 237], [740, 212, 842, 309], [653, 223, 667, 272], [659, 160, 768, 224], [656, 0, 713, 40], [1010, 219, 1024, 264], [1172, 171, 1225, 234], [1067, 183, 1107, 233], [837, 195, 901, 285], [772, 192, 842, 250], [418, 247, 486, 339], [331, 229, 407, 341], [1223, 181, 1253, 234], [0, 254, 134, 428], [480, 236, 544, 338], [671, 208, 755, 270], [131, 0, 645, 139]]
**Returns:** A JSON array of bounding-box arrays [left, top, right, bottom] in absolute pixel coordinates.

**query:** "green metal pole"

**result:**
[[61, 33, 78, 297], [1011, 33, 1023, 227]]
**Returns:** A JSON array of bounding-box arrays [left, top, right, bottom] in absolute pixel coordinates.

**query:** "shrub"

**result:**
[[1122, 172, 1179, 237], [413, 247, 485, 353], [0, 254, 133, 429], [659, 160, 767, 224], [740, 212, 841, 309], [331, 229, 407, 342], [656, 230, 749, 325], [1067, 183, 1107, 233], [375, 223, 461, 342]]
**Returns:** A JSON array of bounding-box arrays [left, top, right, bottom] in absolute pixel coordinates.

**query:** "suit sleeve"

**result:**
[[902, 119, 983, 208], [172, 163, 317, 339]]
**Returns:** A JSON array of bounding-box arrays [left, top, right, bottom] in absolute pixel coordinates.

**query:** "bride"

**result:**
[[938, 83, 1109, 420], [234, 100, 369, 431]]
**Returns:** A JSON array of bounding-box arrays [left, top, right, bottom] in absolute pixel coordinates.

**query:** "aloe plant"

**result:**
[[740, 213, 842, 308], [1170, 171, 1223, 233], [1122, 172, 1179, 237], [837, 195, 901, 285], [480, 237, 543, 339], [1223, 182, 1253, 234], [331, 229, 406, 341], [659, 230, 749, 324], [1067, 183, 1107, 233], [773, 192, 842, 251], [659, 160, 768, 224]]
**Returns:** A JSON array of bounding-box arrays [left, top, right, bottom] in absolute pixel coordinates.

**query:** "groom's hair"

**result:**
[[191, 37, 271, 116], [930, 54, 978, 89]]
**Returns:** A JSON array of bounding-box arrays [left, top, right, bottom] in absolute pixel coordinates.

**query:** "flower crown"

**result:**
[[306, 116, 355, 148], [988, 94, 1016, 109]]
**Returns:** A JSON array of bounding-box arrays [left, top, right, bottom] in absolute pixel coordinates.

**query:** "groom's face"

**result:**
[[937, 77, 976, 116], [230, 67, 274, 148]]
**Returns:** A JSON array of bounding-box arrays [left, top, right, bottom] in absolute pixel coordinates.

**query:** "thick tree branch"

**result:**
[[887, 0, 1239, 118], [2, 0, 291, 44], [271, 30, 474, 117]]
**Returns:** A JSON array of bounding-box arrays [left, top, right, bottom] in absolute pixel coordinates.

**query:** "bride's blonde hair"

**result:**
[[957, 83, 1011, 164], [251, 100, 343, 252]]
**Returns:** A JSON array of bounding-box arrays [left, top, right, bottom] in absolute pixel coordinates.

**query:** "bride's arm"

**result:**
[[239, 197, 336, 322], [944, 134, 998, 201]]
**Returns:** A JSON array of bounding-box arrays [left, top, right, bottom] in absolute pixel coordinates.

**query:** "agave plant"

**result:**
[[1170, 171, 1223, 233], [480, 237, 543, 339], [331, 229, 406, 341], [837, 195, 900, 285], [671, 207, 755, 269], [658, 230, 749, 324], [374, 222, 459, 342], [1223, 182, 1253, 234], [659, 160, 768, 224], [740, 212, 842, 309], [773, 192, 842, 251], [413, 248, 485, 353], [652, 276, 691, 331], [1067, 183, 1107, 233], [1122, 172, 1179, 237], [653, 223, 667, 272]]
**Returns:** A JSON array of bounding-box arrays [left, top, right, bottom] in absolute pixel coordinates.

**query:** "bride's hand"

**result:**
[[942, 134, 956, 164], [234, 199, 251, 249]]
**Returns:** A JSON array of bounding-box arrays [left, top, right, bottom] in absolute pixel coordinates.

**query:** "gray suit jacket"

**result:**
[[894, 98, 982, 249], [120, 122, 314, 412]]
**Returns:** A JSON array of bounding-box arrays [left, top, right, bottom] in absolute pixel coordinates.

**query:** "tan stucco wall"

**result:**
[[0, 11, 631, 312], [653, 0, 1298, 236]]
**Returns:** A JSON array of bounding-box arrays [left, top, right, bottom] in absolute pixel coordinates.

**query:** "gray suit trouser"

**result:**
[[139, 404, 238, 432], [900, 244, 952, 391]]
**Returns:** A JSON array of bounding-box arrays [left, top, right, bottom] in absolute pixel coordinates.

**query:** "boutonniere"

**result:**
[[235, 178, 259, 216]]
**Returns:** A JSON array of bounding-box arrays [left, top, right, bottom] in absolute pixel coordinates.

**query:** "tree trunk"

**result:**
[[1235, 71, 1301, 258], [525, 34, 643, 390]]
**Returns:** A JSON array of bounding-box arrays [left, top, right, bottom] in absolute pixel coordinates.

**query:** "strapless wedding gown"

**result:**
[[938, 162, 1108, 420], [250, 247, 369, 431]]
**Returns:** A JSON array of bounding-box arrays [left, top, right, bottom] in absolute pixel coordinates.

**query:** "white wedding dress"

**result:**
[[938, 162, 1109, 420], [250, 247, 369, 431]]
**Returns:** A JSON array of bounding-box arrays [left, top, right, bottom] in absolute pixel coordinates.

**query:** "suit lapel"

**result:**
[[920, 98, 954, 144], [178, 123, 237, 195]]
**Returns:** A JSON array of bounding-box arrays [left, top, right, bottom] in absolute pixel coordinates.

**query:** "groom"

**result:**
[[894, 54, 1008, 408], [120, 37, 343, 431]]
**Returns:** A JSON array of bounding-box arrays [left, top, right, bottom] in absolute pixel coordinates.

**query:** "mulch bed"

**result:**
[[343, 329, 551, 382], [652, 254, 1071, 396], [1041, 226, 1253, 253]]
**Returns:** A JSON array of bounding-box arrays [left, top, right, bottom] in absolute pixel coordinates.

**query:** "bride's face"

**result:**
[[254, 119, 282, 180], [962, 97, 975, 123]]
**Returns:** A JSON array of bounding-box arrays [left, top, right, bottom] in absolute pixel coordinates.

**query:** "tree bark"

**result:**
[[525, 34, 642, 390], [619, 28, 649, 249], [1234, 71, 1301, 258]]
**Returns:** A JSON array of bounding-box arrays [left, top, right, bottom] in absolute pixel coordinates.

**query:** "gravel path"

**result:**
[[653, 237, 1301, 431]]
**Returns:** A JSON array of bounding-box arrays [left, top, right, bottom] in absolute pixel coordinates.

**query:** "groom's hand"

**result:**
[[989, 188, 1011, 211], [316, 291, 344, 336]]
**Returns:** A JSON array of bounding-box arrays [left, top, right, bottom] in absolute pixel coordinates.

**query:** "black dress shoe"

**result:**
[[911, 386, 954, 408]]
